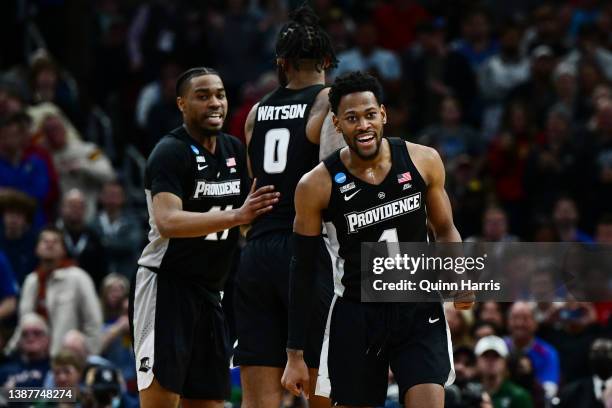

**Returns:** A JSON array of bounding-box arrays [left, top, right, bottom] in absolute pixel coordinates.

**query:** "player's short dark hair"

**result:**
[[275, 4, 338, 72], [175, 67, 220, 97], [328, 71, 383, 114]]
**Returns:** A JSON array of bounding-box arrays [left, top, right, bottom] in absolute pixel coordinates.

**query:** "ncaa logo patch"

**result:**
[[334, 172, 347, 184], [190, 145, 200, 155]]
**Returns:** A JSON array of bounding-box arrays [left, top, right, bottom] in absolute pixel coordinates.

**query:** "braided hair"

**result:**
[[275, 4, 338, 72]]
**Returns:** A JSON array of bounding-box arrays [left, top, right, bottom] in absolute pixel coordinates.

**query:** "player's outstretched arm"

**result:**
[[152, 179, 279, 238], [282, 163, 331, 398], [417, 144, 461, 243], [411, 143, 474, 310]]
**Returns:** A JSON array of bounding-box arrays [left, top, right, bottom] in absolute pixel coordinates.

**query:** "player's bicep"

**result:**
[[152, 192, 182, 234], [424, 150, 456, 236], [293, 170, 329, 236]]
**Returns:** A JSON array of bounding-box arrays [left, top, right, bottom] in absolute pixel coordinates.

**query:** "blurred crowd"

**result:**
[[1, 0, 612, 407]]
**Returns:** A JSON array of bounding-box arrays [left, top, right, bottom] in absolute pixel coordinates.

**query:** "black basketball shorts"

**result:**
[[129, 266, 231, 399], [315, 297, 455, 406], [233, 231, 333, 368]]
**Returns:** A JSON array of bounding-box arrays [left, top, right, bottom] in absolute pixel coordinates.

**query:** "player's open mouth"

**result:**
[[204, 112, 223, 125], [356, 133, 376, 147]]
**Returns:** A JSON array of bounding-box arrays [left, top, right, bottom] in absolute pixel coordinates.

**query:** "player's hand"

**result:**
[[453, 290, 475, 310], [281, 350, 310, 399], [237, 178, 279, 224]]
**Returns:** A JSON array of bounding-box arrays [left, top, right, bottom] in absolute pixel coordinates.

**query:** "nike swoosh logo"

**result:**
[[198, 164, 208, 170], [343, 189, 361, 201], [428, 317, 440, 324]]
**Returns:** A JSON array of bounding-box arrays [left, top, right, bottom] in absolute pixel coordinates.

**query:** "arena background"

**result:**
[[1, 0, 611, 407]]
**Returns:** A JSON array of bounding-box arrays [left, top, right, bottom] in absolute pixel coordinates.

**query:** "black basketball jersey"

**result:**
[[247, 84, 326, 239], [322, 138, 429, 301], [138, 126, 250, 295]]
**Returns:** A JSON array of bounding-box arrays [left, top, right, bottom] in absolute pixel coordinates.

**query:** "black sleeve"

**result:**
[[287, 233, 320, 350], [146, 138, 191, 198]]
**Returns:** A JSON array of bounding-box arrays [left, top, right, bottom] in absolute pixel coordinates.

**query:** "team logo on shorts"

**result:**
[[334, 172, 347, 184], [139, 357, 151, 373]]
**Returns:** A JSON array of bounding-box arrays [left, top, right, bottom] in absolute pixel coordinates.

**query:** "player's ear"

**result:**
[[380, 104, 387, 125], [176, 96, 185, 113], [332, 113, 341, 133]]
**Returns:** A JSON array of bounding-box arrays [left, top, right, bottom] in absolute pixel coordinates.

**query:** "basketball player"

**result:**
[[282, 71, 474, 407], [233, 5, 340, 408], [130, 67, 278, 408]]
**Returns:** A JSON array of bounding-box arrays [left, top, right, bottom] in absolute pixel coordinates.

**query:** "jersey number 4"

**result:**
[[263, 128, 290, 174], [204, 205, 233, 240]]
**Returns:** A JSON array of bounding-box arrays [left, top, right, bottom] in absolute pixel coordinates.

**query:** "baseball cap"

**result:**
[[84, 365, 121, 393], [475, 335, 509, 358]]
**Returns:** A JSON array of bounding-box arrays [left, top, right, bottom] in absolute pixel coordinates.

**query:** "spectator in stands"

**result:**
[[487, 101, 538, 235], [538, 301, 602, 384], [451, 8, 498, 73], [476, 335, 534, 408], [562, 24, 612, 82], [99, 274, 136, 394], [0, 313, 50, 389], [332, 19, 402, 87], [402, 19, 477, 131], [476, 302, 507, 334], [507, 353, 546, 408], [91, 181, 142, 278], [134, 59, 181, 127], [0, 190, 38, 285], [581, 100, 612, 227], [58, 189, 109, 287], [508, 46, 558, 129], [524, 106, 578, 218], [557, 338, 612, 408], [143, 61, 182, 155], [48, 348, 86, 407], [0, 81, 26, 121], [521, 4, 568, 57], [595, 214, 612, 243], [0, 250, 17, 326], [418, 96, 481, 167], [506, 302, 560, 398], [17, 226, 102, 356], [28, 49, 80, 126], [0, 113, 50, 228], [466, 206, 519, 243], [551, 64, 580, 121], [552, 196, 593, 243], [39, 113, 115, 221], [479, 21, 530, 139]]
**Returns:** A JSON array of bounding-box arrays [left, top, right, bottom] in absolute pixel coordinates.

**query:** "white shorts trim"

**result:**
[[132, 266, 158, 391], [315, 294, 338, 397]]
